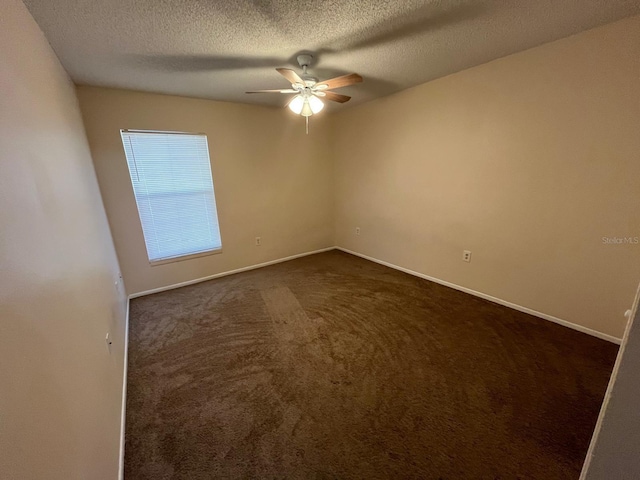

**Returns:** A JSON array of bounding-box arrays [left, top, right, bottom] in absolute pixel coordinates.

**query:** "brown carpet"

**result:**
[[125, 250, 617, 479]]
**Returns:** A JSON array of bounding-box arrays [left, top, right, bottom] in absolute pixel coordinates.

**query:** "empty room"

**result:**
[[2, 0, 640, 478]]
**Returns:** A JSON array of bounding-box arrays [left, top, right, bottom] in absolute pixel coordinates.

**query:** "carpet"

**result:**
[[125, 250, 617, 479]]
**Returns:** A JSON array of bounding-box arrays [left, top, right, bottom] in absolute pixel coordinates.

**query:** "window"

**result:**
[[120, 130, 222, 264]]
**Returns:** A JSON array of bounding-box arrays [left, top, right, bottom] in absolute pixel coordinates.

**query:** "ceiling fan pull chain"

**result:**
[[306, 116, 309, 135]]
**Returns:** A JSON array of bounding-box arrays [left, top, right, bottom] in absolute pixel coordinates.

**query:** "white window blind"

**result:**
[[120, 130, 222, 263]]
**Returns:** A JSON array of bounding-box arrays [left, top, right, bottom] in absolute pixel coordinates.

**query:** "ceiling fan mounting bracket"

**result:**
[[297, 54, 314, 71]]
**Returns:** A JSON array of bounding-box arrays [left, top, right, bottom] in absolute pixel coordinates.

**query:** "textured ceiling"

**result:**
[[23, 0, 640, 111]]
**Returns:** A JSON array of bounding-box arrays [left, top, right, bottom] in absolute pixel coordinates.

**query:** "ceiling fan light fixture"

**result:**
[[250, 63, 361, 131], [288, 94, 305, 115], [289, 94, 324, 117]]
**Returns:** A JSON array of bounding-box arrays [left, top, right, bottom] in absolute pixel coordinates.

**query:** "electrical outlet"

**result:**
[[355, 227, 361, 235], [255, 236, 261, 246], [463, 250, 471, 262]]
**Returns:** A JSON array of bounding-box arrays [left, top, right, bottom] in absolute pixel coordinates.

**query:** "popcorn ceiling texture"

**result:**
[[23, 0, 640, 110]]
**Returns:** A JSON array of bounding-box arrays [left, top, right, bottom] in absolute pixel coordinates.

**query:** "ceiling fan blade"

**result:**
[[316, 73, 363, 90], [246, 89, 298, 94], [276, 68, 304, 85], [323, 92, 351, 103]]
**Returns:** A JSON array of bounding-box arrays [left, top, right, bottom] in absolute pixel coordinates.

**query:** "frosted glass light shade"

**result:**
[[308, 95, 324, 114], [288, 95, 304, 114]]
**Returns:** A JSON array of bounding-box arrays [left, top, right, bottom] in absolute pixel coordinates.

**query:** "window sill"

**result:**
[[149, 247, 222, 266]]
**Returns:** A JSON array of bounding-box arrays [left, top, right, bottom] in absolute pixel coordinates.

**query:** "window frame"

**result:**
[[120, 129, 223, 266]]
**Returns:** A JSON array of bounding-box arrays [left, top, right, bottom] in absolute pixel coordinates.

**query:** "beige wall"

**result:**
[[0, 1, 127, 479], [77, 87, 334, 295], [332, 15, 640, 339]]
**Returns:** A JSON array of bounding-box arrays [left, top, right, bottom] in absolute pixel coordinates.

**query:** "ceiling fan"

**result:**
[[246, 54, 363, 133]]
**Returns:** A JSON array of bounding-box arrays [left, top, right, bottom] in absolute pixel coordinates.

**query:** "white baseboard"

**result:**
[[336, 247, 622, 345], [128, 247, 336, 299], [118, 298, 130, 480], [128, 245, 622, 344]]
